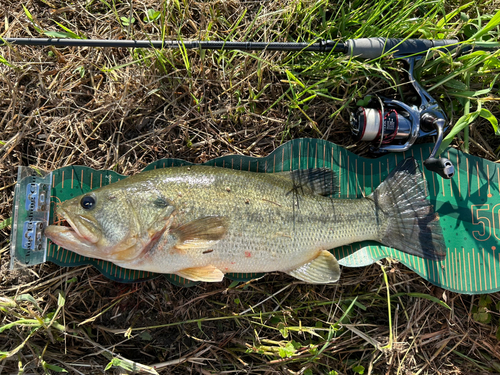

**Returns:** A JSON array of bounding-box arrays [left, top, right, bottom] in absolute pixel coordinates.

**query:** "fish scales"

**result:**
[[45, 158, 445, 284], [128, 167, 381, 273]]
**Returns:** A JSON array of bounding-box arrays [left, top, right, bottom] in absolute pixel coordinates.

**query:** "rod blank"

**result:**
[[1, 38, 346, 53]]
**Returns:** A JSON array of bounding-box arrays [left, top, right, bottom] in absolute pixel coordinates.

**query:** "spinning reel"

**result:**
[[351, 57, 455, 179]]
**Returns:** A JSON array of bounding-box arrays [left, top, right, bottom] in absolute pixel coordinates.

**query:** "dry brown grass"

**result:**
[[1, 1, 500, 374]]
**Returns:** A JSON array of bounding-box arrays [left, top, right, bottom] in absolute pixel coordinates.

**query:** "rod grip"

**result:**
[[346, 38, 458, 59]]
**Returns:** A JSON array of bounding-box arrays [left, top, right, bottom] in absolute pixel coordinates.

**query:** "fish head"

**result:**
[[45, 187, 174, 262]]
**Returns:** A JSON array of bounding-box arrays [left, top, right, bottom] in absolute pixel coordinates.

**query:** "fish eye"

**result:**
[[80, 195, 96, 210]]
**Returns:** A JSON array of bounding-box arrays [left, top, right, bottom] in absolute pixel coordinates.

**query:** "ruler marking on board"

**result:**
[[486, 248, 492, 291], [425, 258, 431, 282], [453, 251, 458, 291], [430, 148, 437, 197], [452, 251, 456, 291], [448, 151, 453, 197], [306, 143, 310, 169], [464, 249, 468, 292], [379, 162, 382, 188], [450, 248, 453, 287], [347, 155, 350, 198], [477, 162, 480, 197], [306, 143, 309, 169], [473, 249, 478, 291], [100, 174, 102, 188], [450, 253, 453, 286], [450, 251, 455, 291], [498, 167, 500, 196], [61, 171, 64, 189], [314, 143, 317, 168], [466, 159, 470, 197], [281, 147, 285, 172], [363, 162, 366, 196], [456, 153, 461, 197], [355, 160, 358, 197], [458, 251, 463, 291], [495, 248, 498, 289], [487, 164, 491, 197], [71, 170, 74, 189], [322, 144, 325, 168], [298, 141, 302, 169], [371, 163, 373, 194], [441, 174, 445, 197]]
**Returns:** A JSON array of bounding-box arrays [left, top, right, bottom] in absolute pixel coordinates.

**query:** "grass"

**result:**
[[1, 0, 500, 373]]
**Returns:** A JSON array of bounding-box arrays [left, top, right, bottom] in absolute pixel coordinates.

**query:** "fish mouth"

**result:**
[[44, 207, 101, 257]]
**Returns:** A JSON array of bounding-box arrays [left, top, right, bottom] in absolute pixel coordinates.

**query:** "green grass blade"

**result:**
[[471, 9, 500, 40]]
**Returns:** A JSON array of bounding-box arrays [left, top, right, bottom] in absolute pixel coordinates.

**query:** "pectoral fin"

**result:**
[[287, 250, 341, 284], [176, 265, 224, 282], [172, 216, 228, 251]]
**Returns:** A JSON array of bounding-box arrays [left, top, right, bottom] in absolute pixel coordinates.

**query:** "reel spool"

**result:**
[[351, 107, 413, 147], [350, 58, 456, 179]]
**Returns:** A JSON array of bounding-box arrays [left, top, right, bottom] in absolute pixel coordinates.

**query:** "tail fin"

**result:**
[[370, 158, 446, 261]]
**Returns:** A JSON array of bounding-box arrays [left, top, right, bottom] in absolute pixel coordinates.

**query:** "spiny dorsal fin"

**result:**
[[176, 265, 224, 282], [287, 250, 341, 284], [280, 169, 338, 196], [172, 216, 228, 251]]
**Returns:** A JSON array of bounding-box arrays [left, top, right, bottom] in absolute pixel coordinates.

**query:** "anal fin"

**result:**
[[176, 265, 224, 282], [287, 250, 341, 284]]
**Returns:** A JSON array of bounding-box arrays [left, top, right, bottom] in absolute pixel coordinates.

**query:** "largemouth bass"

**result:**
[[45, 158, 445, 283]]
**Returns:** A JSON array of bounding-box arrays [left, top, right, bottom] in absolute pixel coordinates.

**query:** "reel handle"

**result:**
[[422, 114, 455, 179], [424, 157, 455, 179]]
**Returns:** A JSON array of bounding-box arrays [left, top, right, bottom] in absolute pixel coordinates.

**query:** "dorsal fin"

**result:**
[[279, 168, 338, 196]]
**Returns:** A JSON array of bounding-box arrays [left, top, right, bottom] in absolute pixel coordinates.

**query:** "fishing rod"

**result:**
[[4, 36, 487, 178], [2, 37, 458, 56]]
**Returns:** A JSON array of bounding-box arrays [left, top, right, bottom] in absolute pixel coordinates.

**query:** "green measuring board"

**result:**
[[11, 138, 500, 293]]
